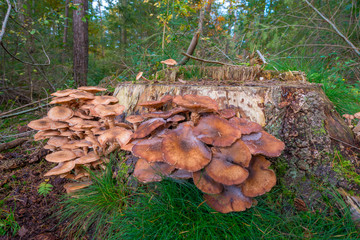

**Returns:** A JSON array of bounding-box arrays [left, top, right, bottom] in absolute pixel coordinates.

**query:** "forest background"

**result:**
[[1, 0, 360, 116]]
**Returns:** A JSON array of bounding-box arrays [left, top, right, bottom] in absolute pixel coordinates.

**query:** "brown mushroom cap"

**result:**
[[34, 130, 60, 140], [93, 104, 125, 117], [167, 114, 185, 122], [240, 155, 276, 197], [44, 161, 76, 176], [49, 96, 76, 105], [169, 169, 192, 179], [229, 117, 263, 135], [126, 115, 145, 124], [192, 169, 223, 194], [218, 139, 252, 168], [48, 106, 74, 121], [132, 137, 164, 163], [97, 127, 132, 147], [204, 186, 252, 213], [69, 91, 95, 100], [64, 181, 92, 194], [132, 118, 166, 139], [142, 107, 187, 119], [44, 144, 56, 150], [219, 109, 236, 119], [74, 152, 100, 164], [133, 158, 175, 183], [138, 95, 173, 109], [45, 150, 77, 162], [88, 95, 119, 105], [354, 112, 360, 119], [136, 72, 144, 80], [61, 140, 92, 150], [28, 118, 54, 131], [51, 89, 79, 97], [160, 59, 177, 66], [47, 136, 70, 147], [74, 110, 94, 120], [161, 122, 211, 172], [77, 86, 107, 93], [241, 131, 285, 157], [205, 151, 249, 185], [193, 115, 242, 147], [173, 94, 219, 112]]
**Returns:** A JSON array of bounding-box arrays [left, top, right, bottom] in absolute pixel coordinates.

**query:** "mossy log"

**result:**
[[114, 66, 359, 205]]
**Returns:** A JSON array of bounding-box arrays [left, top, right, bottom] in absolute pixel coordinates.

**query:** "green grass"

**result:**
[[0, 207, 20, 236], [57, 159, 359, 240], [57, 154, 140, 238]]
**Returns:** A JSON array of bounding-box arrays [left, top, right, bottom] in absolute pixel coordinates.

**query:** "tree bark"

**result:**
[[62, 0, 69, 62], [73, 0, 89, 87], [114, 66, 359, 206]]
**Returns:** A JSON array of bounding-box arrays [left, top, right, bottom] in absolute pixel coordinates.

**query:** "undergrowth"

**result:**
[[0, 203, 19, 237], [57, 157, 359, 240]]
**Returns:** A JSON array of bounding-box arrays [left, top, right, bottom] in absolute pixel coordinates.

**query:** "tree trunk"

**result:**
[[73, 0, 88, 87], [62, 0, 69, 62], [114, 66, 359, 206]]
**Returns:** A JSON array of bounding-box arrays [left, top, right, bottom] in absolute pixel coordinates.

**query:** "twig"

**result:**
[[181, 52, 238, 67], [0, 104, 48, 119], [256, 50, 267, 64], [0, 97, 50, 117], [0, 0, 11, 43], [329, 136, 360, 151], [0, 42, 51, 66], [304, 0, 360, 57]]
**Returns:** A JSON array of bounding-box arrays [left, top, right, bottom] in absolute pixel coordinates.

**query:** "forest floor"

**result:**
[[0, 113, 69, 239]]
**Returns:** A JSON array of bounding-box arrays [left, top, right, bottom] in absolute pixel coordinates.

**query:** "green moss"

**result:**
[[332, 150, 360, 186], [311, 120, 327, 136]]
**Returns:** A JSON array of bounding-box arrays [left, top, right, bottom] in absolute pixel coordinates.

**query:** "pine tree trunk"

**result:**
[[114, 66, 359, 205], [73, 0, 88, 87]]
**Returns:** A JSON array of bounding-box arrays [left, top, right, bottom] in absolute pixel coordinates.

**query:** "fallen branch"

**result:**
[[0, 104, 48, 119], [181, 52, 238, 67], [0, 97, 50, 117], [0, 138, 28, 152], [330, 136, 360, 152]]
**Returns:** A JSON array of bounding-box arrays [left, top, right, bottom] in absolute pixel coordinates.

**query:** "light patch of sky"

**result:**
[[92, 0, 109, 14]]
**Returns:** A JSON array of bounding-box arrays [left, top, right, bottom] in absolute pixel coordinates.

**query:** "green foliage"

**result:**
[[0, 208, 20, 236], [105, 180, 358, 239], [57, 153, 138, 238], [57, 165, 359, 239], [38, 181, 53, 197]]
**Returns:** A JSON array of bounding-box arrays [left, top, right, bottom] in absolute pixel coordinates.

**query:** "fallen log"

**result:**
[[114, 66, 359, 206]]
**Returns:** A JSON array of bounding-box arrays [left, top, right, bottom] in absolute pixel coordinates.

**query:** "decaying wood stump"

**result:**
[[114, 66, 359, 206]]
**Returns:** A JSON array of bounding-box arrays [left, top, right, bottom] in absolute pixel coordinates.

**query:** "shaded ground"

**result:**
[[0, 133, 68, 240]]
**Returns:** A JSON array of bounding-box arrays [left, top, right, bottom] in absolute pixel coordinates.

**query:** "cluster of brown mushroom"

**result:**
[[128, 94, 285, 213], [343, 112, 360, 141], [28, 86, 133, 192]]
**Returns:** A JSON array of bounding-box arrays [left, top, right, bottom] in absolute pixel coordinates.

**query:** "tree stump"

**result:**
[[114, 66, 359, 206]]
